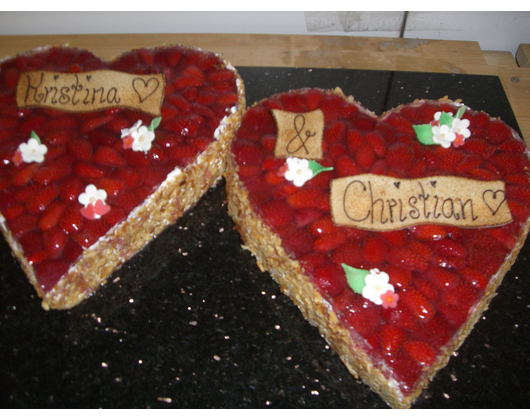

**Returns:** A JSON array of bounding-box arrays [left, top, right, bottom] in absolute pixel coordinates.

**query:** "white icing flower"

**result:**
[[431, 124, 456, 148], [284, 157, 313, 187], [131, 125, 155, 153], [78, 184, 111, 220], [362, 269, 394, 305], [451, 117, 471, 139], [79, 184, 108, 207], [434, 111, 452, 121], [18, 137, 48, 164], [121, 119, 158, 153], [121, 120, 143, 139]]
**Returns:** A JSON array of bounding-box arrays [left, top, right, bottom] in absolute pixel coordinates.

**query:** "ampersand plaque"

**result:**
[[272, 109, 324, 160]]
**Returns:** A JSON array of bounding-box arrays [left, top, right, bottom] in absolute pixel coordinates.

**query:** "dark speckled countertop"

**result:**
[[1, 67, 529, 409]]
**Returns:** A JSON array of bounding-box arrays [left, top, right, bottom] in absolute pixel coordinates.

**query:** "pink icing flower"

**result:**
[[13, 150, 24, 167], [122, 135, 135, 149], [453, 133, 466, 148], [380, 289, 399, 309], [79, 185, 111, 220]]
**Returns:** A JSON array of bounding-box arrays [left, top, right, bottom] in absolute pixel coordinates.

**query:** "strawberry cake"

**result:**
[[225, 87, 530, 408], [0, 45, 245, 310]]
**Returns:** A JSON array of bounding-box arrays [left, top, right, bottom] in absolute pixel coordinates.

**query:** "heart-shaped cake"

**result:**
[[0, 45, 245, 310], [225, 88, 530, 408]]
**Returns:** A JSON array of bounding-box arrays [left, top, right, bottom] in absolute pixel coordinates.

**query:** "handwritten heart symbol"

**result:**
[[132, 77, 160, 103], [483, 189, 507, 215], [54, 74, 59, 81], [86, 75, 92, 82], [430, 180, 437, 187], [394, 181, 400, 188]]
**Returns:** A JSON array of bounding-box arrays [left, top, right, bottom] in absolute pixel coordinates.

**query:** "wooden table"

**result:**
[[1, 33, 529, 142]]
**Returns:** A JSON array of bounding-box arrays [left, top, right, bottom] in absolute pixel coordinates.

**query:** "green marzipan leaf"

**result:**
[[439, 111, 454, 127], [29, 131, 41, 143], [342, 263, 368, 294], [308, 160, 333, 177], [455, 105, 467, 119], [413, 124, 436, 145], [148, 116, 162, 131]]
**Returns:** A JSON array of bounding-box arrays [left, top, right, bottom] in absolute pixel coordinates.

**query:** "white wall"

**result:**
[[0, 11, 528, 58]]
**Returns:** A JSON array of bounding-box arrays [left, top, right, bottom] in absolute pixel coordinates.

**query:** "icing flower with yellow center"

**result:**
[[342, 264, 399, 307], [284, 157, 313, 187], [121, 117, 161, 153], [14, 131, 47, 166], [414, 105, 470, 148], [432, 124, 456, 148], [451, 117, 471, 147], [78, 184, 111, 220], [362, 269, 395, 305], [282, 157, 333, 187]]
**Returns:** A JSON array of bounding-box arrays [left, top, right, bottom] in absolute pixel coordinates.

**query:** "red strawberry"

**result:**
[[309, 215, 338, 237], [364, 131, 387, 157], [58, 203, 84, 235], [432, 238, 467, 259], [354, 143, 376, 169], [304, 89, 324, 111], [42, 226, 68, 258], [33, 157, 74, 185], [33, 259, 71, 291], [319, 94, 345, 122], [425, 266, 460, 290], [381, 323, 405, 354], [385, 265, 412, 289], [460, 267, 489, 291], [43, 128, 77, 146], [67, 138, 93, 161], [385, 113, 415, 135], [341, 297, 381, 337], [80, 115, 114, 134], [75, 162, 106, 179], [408, 224, 447, 241], [362, 235, 388, 265], [331, 241, 363, 267], [9, 213, 38, 238], [12, 163, 39, 186], [313, 231, 348, 253], [437, 302, 467, 328], [283, 228, 314, 256], [487, 119, 513, 144], [387, 247, 428, 272], [403, 340, 436, 365], [25, 185, 59, 214], [335, 155, 362, 177], [2, 204, 25, 221], [381, 305, 417, 331], [386, 143, 415, 172], [95, 178, 125, 198], [399, 289, 435, 323], [346, 129, 364, 153], [94, 146, 126, 167], [38, 201, 68, 230], [324, 120, 346, 144], [440, 282, 478, 310], [294, 208, 323, 228], [18, 114, 47, 135], [71, 218, 110, 248], [286, 187, 322, 209]]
